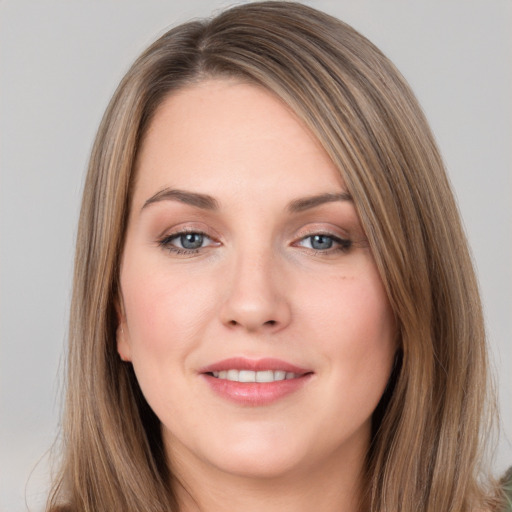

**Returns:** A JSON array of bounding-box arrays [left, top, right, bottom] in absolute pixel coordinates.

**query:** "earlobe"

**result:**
[[115, 297, 132, 362], [116, 324, 132, 362]]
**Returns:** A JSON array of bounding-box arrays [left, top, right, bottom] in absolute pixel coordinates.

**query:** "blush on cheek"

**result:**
[[124, 275, 215, 358]]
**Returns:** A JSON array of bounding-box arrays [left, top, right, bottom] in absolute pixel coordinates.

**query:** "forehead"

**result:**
[[132, 78, 345, 210]]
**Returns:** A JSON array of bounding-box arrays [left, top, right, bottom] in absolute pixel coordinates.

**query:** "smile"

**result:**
[[210, 370, 298, 382], [200, 358, 313, 406]]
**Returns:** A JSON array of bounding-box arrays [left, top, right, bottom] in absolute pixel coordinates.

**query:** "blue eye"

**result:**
[[178, 232, 205, 249], [159, 231, 214, 253], [298, 234, 351, 252], [310, 234, 334, 250]]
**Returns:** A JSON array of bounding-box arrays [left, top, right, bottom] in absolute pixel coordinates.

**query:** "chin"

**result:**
[[168, 424, 311, 480], [204, 431, 320, 479], [210, 445, 307, 480]]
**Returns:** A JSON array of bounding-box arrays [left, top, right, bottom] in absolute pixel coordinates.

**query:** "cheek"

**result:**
[[303, 269, 396, 400], [343, 277, 395, 371], [305, 269, 394, 346], [119, 259, 219, 413], [120, 257, 217, 357]]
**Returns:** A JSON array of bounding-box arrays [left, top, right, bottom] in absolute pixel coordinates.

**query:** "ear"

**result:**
[[115, 295, 132, 362]]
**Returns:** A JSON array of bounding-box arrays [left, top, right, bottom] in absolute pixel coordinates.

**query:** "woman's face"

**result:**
[[117, 79, 396, 482]]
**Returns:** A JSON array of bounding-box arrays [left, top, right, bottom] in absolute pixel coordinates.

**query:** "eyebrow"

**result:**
[[142, 188, 219, 211], [287, 192, 353, 213], [141, 188, 352, 213]]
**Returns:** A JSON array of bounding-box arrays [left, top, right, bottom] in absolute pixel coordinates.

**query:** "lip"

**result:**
[[199, 357, 313, 406], [199, 357, 310, 374]]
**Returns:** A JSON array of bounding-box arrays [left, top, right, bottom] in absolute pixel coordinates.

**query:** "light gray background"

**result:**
[[1, 1, 511, 510]]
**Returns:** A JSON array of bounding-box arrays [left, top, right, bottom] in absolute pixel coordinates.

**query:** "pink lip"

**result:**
[[199, 357, 313, 406], [199, 357, 310, 374]]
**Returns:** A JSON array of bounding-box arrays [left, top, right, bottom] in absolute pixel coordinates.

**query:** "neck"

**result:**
[[168, 437, 367, 512]]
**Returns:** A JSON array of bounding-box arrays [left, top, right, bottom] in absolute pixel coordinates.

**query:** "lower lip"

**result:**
[[201, 373, 312, 406]]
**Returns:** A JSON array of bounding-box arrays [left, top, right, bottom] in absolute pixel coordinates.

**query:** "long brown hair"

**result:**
[[47, 2, 498, 511]]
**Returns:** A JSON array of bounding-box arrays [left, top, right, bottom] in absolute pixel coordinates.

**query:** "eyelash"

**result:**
[[158, 229, 215, 255], [158, 229, 353, 257], [295, 233, 352, 254]]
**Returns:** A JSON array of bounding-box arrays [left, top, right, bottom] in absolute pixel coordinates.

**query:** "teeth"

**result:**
[[256, 370, 274, 383], [227, 369, 238, 381], [239, 370, 255, 382], [211, 370, 298, 382]]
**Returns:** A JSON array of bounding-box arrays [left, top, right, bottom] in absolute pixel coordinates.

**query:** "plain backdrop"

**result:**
[[1, 1, 511, 510]]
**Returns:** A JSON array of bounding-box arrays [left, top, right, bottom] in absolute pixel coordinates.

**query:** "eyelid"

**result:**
[[291, 223, 353, 253], [294, 233, 351, 251], [156, 221, 219, 241], [164, 230, 212, 245], [156, 223, 222, 255], [293, 222, 350, 241]]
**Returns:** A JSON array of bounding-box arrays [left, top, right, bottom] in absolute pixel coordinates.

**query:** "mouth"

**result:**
[[199, 358, 313, 405], [208, 369, 301, 382]]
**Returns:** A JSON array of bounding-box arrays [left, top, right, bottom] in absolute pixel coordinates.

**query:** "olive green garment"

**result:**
[[502, 467, 512, 512]]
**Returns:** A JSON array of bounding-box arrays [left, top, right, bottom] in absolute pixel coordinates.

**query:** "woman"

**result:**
[[46, 2, 508, 511]]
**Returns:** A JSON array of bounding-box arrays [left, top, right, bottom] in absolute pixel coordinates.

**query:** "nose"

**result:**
[[219, 247, 292, 333]]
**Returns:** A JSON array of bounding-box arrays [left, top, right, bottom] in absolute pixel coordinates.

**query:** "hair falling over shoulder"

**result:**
[[46, 2, 503, 511]]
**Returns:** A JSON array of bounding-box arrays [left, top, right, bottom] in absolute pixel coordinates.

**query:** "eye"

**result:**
[[297, 234, 352, 252], [175, 232, 206, 250], [158, 231, 216, 254]]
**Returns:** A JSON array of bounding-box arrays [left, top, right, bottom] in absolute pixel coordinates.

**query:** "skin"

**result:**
[[117, 79, 396, 512]]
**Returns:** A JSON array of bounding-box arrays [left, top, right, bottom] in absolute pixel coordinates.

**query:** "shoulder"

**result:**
[[500, 466, 512, 512], [474, 468, 512, 512]]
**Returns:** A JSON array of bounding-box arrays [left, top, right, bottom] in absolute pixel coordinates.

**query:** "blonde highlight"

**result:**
[[47, 2, 499, 511]]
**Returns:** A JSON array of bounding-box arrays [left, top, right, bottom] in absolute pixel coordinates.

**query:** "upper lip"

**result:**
[[199, 357, 311, 375]]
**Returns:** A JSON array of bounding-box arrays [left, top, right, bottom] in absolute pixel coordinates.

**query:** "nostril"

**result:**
[[265, 320, 277, 326]]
